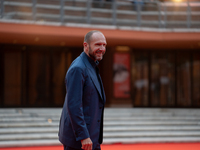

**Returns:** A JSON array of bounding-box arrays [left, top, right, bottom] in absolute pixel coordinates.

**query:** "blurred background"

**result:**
[[0, 0, 200, 108], [0, 0, 200, 148]]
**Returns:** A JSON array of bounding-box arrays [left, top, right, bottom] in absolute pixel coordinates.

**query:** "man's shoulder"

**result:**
[[67, 56, 86, 75], [71, 56, 85, 68]]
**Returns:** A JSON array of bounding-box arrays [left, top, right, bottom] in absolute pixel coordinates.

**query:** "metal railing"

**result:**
[[0, 0, 200, 29]]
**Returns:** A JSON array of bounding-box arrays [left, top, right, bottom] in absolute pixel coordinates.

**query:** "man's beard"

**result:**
[[88, 46, 104, 61]]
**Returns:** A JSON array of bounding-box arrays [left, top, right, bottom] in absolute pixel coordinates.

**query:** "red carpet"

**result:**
[[0, 143, 200, 150]]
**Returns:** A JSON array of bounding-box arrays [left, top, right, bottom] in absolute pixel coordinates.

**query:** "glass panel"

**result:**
[[151, 52, 175, 106], [4, 47, 22, 106], [151, 52, 175, 107], [193, 52, 200, 107], [177, 52, 191, 107], [27, 48, 51, 107], [0, 46, 4, 107], [52, 49, 71, 106], [132, 52, 149, 107]]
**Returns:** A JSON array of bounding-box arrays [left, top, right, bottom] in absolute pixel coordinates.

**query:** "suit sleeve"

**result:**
[[65, 67, 90, 141]]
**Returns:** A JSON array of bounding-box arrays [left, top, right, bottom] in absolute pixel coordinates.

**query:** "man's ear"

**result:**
[[83, 42, 87, 47], [83, 42, 88, 51]]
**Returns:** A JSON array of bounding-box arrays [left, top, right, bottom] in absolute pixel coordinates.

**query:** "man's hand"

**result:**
[[81, 138, 93, 150]]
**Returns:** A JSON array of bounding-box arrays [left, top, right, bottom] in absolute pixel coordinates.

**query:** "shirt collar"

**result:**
[[83, 52, 99, 69]]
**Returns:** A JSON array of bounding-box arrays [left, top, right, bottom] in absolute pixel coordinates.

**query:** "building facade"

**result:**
[[0, 22, 200, 108], [0, 0, 200, 108]]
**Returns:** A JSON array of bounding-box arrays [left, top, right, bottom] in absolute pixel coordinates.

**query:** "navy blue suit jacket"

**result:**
[[59, 52, 106, 149]]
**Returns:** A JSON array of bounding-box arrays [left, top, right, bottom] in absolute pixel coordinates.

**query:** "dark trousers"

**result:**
[[64, 144, 101, 150]]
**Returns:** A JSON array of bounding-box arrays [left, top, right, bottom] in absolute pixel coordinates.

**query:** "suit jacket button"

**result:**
[[98, 120, 100, 122]]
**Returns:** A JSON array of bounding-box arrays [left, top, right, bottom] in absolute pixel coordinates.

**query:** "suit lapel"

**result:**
[[96, 68, 106, 103], [87, 67, 103, 100], [98, 73, 106, 103], [80, 52, 105, 102]]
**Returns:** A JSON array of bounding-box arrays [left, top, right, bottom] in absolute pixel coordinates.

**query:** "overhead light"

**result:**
[[60, 42, 66, 46], [35, 37, 39, 42], [172, 0, 182, 2], [116, 46, 130, 52], [13, 40, 17, 44]]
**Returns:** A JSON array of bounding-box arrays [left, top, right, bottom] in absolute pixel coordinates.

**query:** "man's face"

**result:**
[[84, 32, 107, 61]]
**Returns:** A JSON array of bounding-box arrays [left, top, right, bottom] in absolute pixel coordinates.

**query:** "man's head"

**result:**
[[83, 30, 107, 62]]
